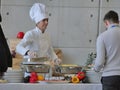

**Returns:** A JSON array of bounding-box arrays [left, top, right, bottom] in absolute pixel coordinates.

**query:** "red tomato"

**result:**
[[30, 72, 37, 77], [29, 72, 38, 83], [77, 72, 85, 80], [29, 77, 37, 83], [17, 32, 24, 39]]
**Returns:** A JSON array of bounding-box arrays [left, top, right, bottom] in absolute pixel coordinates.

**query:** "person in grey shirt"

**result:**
[[94, 10, 120, 90]]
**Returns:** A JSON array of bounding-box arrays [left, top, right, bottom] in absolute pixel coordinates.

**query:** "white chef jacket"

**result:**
[[16, 27, 58, 61]]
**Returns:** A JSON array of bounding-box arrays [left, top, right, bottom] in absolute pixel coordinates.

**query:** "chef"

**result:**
[[16, 3, 62, 66]]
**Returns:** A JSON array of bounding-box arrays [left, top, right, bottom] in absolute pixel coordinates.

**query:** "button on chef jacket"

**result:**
[[16, 27, 58, 60]]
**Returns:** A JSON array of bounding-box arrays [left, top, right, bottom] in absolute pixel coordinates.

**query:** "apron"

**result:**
[[39, 34, 50, 58]]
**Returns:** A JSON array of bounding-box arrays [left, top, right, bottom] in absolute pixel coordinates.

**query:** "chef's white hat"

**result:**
[[29, 3, 48, 24]]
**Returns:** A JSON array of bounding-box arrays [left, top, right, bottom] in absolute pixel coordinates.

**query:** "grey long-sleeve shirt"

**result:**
[[94, 24, 120, 76]]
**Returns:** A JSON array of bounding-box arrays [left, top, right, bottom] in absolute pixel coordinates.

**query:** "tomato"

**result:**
[[17, 32, 24, 39], [31, 72, 37, 77], [77, 72, 85, 80], [29, 77, 37, 83], [29, 72, 38, 83]]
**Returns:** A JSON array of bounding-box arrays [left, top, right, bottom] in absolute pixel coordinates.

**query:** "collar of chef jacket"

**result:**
[[36, 27, 42, 34]]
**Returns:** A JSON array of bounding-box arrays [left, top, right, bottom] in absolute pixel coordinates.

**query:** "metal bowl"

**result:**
[[85, 70, 102, 83]]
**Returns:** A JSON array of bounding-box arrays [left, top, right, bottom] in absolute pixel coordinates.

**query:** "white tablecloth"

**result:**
[[0, 83, 102, 90]]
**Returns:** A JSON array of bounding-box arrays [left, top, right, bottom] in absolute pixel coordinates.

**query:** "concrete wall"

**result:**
[[1, 0, 120, 65]]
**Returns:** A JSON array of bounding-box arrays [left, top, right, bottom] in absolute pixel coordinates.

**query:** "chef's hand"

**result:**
[[54, 58, 62, 65], [27, 51, 38, 58]]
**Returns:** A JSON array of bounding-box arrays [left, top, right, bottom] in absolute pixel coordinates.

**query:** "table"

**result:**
[[0, 83, 102, 90]]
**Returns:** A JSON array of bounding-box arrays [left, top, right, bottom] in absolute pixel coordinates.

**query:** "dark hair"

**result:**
[[103, 10, 119, 23]]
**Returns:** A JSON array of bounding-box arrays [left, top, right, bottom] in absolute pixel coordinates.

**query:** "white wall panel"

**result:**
[[1, 0, 45, 6], [100, 0, 120, 8], [1, 5, 35, 38], [61, 48, 95, 65], [45, 0, 99, 7], [46, 7, 59, 47], [58, 8, 98, 48]]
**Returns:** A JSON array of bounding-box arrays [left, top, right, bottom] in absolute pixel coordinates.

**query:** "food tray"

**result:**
[[54, 64, 82, 74], [22, 57, 48, 65], [21, 64, 50, 73]]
